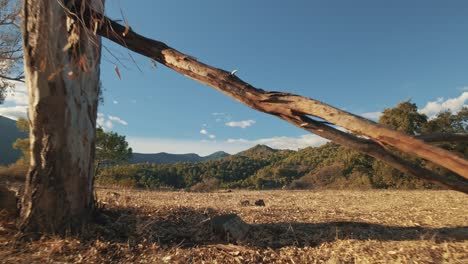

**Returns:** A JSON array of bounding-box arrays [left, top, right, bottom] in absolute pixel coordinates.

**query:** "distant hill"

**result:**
[[129, 151, 230, 165], [98, 141, 447, 191], [0, 116, 27, 165], [235, 144, 277, 159]]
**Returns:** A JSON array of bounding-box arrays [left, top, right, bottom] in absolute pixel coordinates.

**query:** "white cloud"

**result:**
[[108, 115, 128, 125], [97, 113, 127, 129], [128, 134, 328, 156], [0, 105, 28, 120], [419, 92, 468, 118], [361, 111, 381, 120], [225, 119, 256, 128], [113, 100, 118, 104], [200, 128, 216, 139], [3, 83, 28, 105], [211, 112, 232, 123]]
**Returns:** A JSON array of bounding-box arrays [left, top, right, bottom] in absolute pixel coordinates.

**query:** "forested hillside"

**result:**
[[129, 151, 230, 165], [97, 102, 467, 191], [0, 116, 27, 165]]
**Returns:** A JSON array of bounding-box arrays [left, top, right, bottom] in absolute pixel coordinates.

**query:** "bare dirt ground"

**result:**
[[1, 188, 467, 263]]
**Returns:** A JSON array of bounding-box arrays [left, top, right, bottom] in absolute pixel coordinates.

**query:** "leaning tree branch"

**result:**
[[416, 133, 468, 143], [79, 9, 468, 192], [280, 114, 468, 193]]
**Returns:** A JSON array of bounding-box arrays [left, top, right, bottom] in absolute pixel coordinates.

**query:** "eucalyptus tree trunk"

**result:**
[[19, 0, 103, 234]]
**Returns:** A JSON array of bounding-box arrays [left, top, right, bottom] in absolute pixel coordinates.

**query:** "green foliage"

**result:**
[[12, 117, 29, 165], [379, 100, 427, 135], [422, 108, 468, 157], [95, 127, 133, 174], [16, 117, 29, 132], [96, 102, 466, 192]]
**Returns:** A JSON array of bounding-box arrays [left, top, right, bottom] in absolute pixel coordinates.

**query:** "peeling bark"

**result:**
[[83, 10, 468, 192], [19, 0, 103, 234]]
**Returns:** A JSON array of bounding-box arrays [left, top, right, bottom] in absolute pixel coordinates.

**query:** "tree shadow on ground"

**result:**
[[88, 206, 467, 249]]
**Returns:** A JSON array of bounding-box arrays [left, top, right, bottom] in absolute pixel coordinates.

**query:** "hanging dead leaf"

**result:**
[[123, 19, 130, 37], [114, 65, 121, 80], [93, 21, 99, 35], [67, 71, 75, 80]]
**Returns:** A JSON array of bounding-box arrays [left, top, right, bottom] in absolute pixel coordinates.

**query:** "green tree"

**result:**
[[12, 117, 29, 165], [95, 127, 133, 176], [379, 100, 427, 135], [422, 108, 468, 163]]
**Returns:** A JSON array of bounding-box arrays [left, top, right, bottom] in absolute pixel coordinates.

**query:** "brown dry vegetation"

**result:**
[[1, 188, 467, 263]]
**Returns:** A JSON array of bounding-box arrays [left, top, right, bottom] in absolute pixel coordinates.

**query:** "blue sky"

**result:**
[[1, 0, 468, 154]]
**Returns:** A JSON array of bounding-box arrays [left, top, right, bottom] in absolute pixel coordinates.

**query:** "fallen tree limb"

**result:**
[[79, 9, 468, 192], [416, 133, 468, 143]]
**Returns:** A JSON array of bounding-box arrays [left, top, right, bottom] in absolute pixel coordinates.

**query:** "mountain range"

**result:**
[[0, 116, 27, 166], [129, 151, 230, 164], [0, 115, 231, 166]]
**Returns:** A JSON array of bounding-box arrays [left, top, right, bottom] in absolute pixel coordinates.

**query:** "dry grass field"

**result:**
[[1, 188, 467, 263]]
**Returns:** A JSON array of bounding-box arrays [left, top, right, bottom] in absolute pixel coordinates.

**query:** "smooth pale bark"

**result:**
[[20, 0, 103, 234], [80, 11, 468, 192]]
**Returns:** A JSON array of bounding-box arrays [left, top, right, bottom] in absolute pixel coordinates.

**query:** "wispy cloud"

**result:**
[[200, 128, 216, 139], [108, 115, 128, 125], [0, 105, 28, 120], [361, 111, 381, 120], [128, 134, 328, 155], [113, 100, 118, 104], [419, 92, 468, 118], [225, 119, 256, 128], [358, 91, 468, 121], [97, 113, 128, 130], [3, 83, 28, 105], [0, 82, 28, 119]]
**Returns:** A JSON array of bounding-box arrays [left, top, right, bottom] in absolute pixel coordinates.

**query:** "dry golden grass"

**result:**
[[1, 188, 467, 263]]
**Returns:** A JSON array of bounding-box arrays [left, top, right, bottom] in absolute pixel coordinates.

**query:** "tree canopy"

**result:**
[[95, 127, 133, 175]]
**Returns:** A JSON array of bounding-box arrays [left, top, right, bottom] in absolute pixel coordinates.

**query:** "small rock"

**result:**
[[254, 199, 265, 206], [239, 200, 250, 206], [203, 207, 215, 216], [108, 192, 120, 198], [211, 214, 250, 242]]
